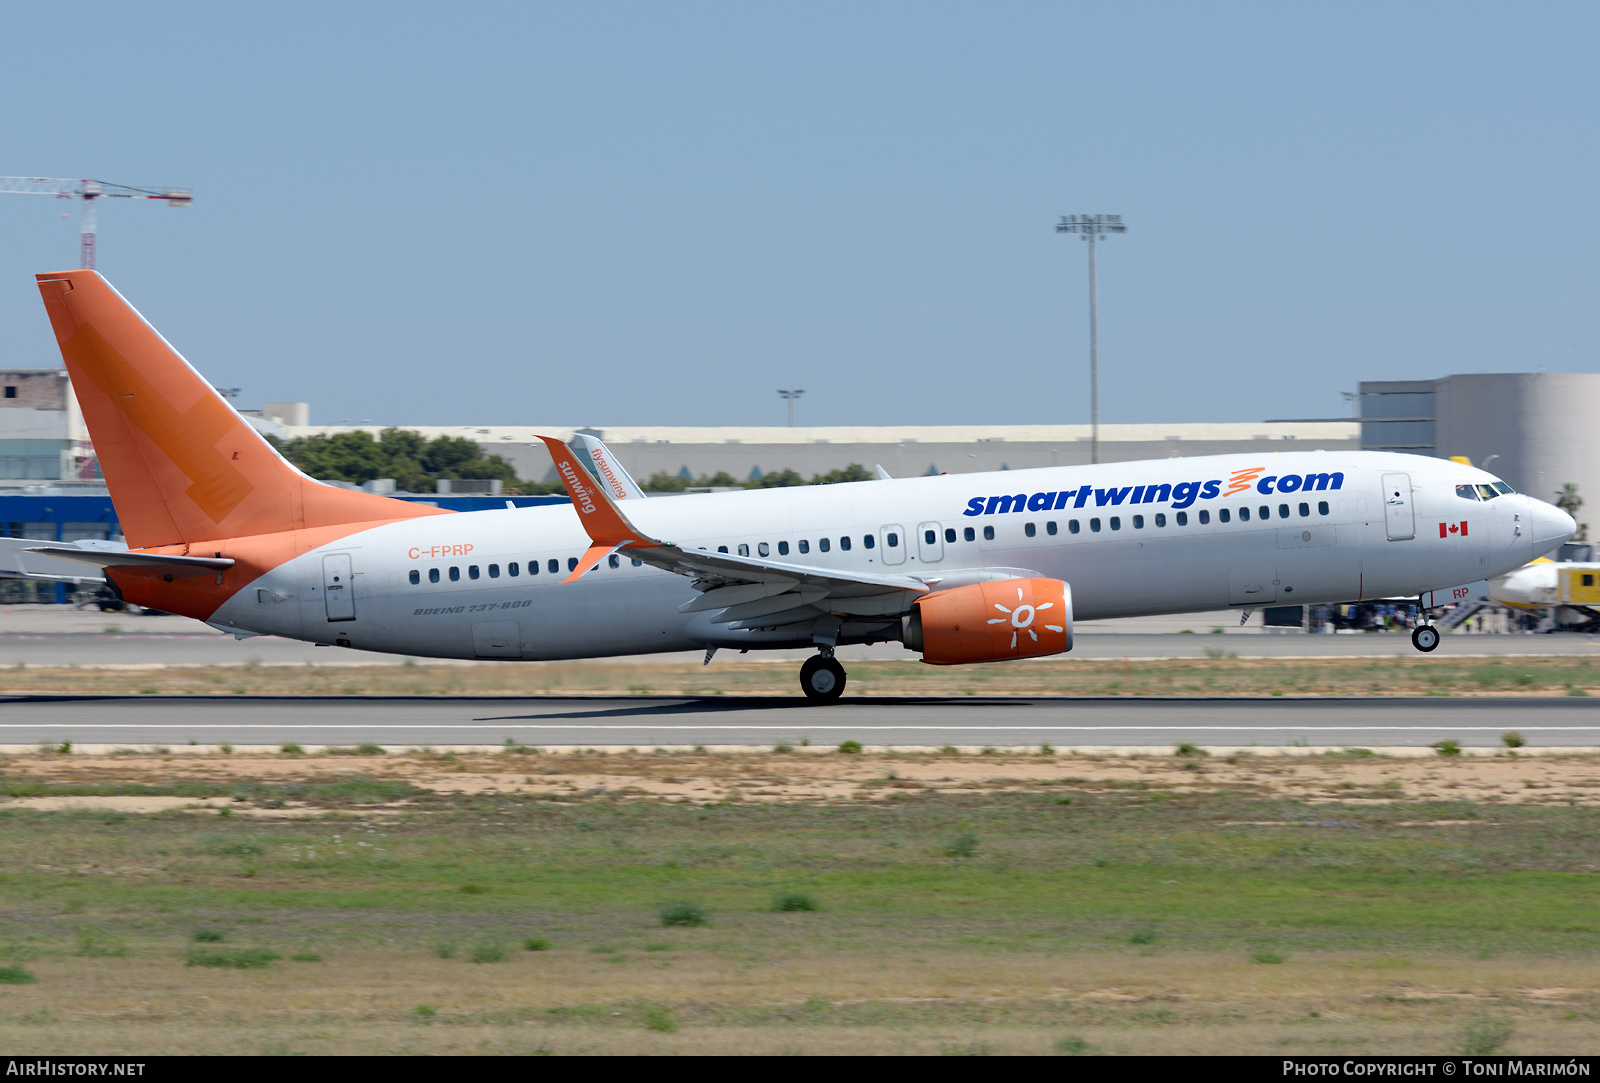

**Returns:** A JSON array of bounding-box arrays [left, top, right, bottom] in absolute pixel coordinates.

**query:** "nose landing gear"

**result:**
[[1411, 623, 1440, 653], [800, 650, 847, 703]]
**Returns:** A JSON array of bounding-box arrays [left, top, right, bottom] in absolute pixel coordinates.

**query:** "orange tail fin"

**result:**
[[36, 271, 447, 548]]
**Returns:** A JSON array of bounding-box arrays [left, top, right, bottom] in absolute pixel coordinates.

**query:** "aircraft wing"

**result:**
[[537, 436, 927, 632]]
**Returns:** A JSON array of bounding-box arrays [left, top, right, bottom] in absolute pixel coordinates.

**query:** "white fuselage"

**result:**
[[205, 451, 1572, 661]]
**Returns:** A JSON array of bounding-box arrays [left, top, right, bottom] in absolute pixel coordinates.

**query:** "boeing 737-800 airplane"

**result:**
[[25, 271, 1577, 701]]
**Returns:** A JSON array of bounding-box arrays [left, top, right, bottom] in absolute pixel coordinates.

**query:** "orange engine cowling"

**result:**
[[904, 577, 1073, 665]]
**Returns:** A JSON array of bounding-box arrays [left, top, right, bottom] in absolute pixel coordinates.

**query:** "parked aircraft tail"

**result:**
[[35, 271, 447, 549]]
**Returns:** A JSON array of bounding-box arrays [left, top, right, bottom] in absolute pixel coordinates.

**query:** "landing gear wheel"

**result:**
[[1412, 625, 1440, 653], [800, 655, 847, 703]]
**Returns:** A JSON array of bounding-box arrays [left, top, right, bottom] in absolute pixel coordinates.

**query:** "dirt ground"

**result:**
[[3, 653, 1600, 698], [6, 745, 1600, 813]]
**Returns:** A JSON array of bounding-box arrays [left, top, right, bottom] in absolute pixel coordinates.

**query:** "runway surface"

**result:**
[[3, 631, 1598, 667], [3, 694, 1596, 748]]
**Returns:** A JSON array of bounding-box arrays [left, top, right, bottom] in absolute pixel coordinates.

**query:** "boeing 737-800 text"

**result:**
[[25, 271, 1577, 700]]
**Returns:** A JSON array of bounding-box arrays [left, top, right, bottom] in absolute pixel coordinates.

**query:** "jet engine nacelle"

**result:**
[[902, 577, 1073, 665]]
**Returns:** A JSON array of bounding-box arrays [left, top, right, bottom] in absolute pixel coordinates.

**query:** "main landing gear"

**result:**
[[800, 650, 847, 703]]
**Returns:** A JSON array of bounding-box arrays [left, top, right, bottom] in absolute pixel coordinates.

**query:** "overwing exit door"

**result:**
[[322, 553, 356, 621], [1382, 473, 1415, 541]]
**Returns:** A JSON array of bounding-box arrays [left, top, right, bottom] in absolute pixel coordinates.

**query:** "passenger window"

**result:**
[[1090, 518, 1101, 532], [1586, 574, 1596, 587], [488, 564, 500, 578], [944, 528, 956, 543], [526, 561, 537, 575], [468, 565, 479, 580], [409, 569, 420, 585], [738, 543, 750, 557], [717, 545, 728, 553], [925, 529, 937, 545], [1278, 504, 1289, 519], [1199, 510, 1210, 525], [982, 525, 994, 540], [1132, 515, 1144, 529], [820, 538, 831, 552], [548, 559, 559, 574], [799, 540, 810, 554], [1109, 516, 1121, 531], [863, 535, 875, 549], [1318, 501, 1329, 515], [449, 567, 460, 581], [841, 536, 852, 551], [758, 542, 770, 557], [608, 554, 619, 568], [1239, 507, 1250, 522], [1176, 512, 1188, 526], [963, 526, 975, 542], [886, 533, 898, 547], [1069, 520, 1080, 534], [1455, 483, 1480, 500], [1046, 521, 1057, 536], [567, 557, 578, 572], [429, 568, 440, 583], [1219, 509, 1231, 523], [777, 541, 789, 556], [1155, 513, 1167, 527], [1024, 523, 1036, 538], [1259, 505, 1270, 520], [632, 558, 642, 567], [1299, 502, 1310, 517]]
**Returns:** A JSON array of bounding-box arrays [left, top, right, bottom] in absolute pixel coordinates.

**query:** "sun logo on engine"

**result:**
[[987, 586, 1066, 650]]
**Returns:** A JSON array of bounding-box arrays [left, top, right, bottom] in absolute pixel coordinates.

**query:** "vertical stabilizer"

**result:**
[[36, 270, 447, 548]]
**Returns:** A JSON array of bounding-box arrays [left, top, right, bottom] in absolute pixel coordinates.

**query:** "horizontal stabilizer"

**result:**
[[25, 546, 234, 580]]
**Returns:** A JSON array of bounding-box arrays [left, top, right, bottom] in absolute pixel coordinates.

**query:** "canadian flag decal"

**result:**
[[1439, 520, 1469, 538]]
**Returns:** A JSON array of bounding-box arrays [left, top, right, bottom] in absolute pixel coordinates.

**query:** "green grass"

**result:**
[[773, 891, 819, 912], [522, 936, 552, 951], [657, 901, 709, 927], [186, 947, 280, 969], [1, 790, 1599, 957], [0, 966, 36, 985]]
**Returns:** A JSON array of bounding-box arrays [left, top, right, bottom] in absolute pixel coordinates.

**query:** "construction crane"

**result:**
[[0, 177, 192, 270]]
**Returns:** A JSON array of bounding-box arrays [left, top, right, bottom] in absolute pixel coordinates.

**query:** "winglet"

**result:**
[[537, 435, 662, 582]]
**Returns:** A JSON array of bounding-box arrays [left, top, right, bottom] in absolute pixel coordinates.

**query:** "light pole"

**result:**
[[777, 389, 805, 428], [1055, 214, 1126, 464]]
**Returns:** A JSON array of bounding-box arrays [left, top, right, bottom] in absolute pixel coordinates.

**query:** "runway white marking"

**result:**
[[3, 725, 1598, 732]]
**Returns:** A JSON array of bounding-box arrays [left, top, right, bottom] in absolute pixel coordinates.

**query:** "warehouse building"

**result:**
[[1360, 373, 1600, 519]]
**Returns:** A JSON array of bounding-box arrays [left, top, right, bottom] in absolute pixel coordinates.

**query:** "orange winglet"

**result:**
[[538, 436, 660, 578], [564, 541, 623, 584]]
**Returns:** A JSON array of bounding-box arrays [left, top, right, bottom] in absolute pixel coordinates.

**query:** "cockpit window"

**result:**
[[1493, 481, 1514, 495], [1455, 484, 1480, 501], [1476, 484, 1499, 500]]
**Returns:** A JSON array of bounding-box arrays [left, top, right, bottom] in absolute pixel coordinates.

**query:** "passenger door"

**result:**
[[1382, 473, 1415, 541], [917, 522, 944, 563], [879, 524, 907, 565], [322, 553, 356, 621]]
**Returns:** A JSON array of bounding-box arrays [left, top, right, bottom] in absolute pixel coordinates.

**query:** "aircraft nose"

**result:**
[[1527, 497, 1577, 556]]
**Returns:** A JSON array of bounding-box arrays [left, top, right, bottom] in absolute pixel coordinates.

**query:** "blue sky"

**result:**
[[1, 2, 1595, 427]]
